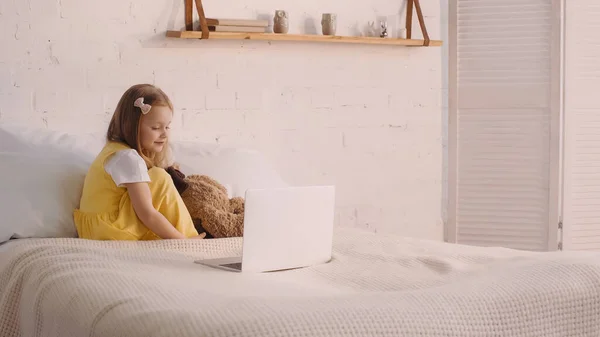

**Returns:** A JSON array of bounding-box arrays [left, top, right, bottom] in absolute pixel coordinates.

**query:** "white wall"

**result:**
[[440, 0, 449, 236], [0, 0, 446, 240]]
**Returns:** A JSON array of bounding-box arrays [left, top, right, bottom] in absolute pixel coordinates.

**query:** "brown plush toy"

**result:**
[[166, 166, 245, 238], [174, 171, 245, 238]]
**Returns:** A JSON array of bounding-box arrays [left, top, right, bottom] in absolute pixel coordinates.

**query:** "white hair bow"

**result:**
[[134, 97, 152, 114]]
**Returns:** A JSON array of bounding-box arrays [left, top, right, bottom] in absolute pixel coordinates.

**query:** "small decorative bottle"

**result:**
[[321, 13, 337, 36], [380, 21, 388, 38], [273, 10, 289, 34]]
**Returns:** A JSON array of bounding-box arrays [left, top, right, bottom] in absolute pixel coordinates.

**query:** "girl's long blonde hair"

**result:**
[[106, 84, 174, 169]]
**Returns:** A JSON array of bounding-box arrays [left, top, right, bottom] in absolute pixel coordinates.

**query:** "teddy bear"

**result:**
[[166, 166, 244, 238]]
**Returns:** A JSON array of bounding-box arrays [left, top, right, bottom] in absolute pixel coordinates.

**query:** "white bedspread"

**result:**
[[1, 227, 600, 337]]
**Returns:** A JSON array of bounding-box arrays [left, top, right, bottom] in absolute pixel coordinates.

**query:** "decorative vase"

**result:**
[[273, 10, 289, 34], [365, 21, 377, 37], [321, 13, 337, 36]]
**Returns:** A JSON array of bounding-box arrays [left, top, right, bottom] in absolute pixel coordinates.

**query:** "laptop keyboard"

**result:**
[[220, 262, 243, 270]]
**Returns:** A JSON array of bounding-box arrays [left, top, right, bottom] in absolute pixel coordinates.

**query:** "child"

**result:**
[[73, 84, 205, 240]]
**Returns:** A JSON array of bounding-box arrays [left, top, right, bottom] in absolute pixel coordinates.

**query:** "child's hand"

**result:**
[[190, 232, 207, 239]]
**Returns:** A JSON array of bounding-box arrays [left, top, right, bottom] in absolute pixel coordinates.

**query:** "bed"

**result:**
[[2, 125, 600, 336], [2, 228, 600, 336]]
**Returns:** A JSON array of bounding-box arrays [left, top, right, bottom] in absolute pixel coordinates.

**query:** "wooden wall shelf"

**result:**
[[167, 0, 441, 47], [166, 30, 442, 47]]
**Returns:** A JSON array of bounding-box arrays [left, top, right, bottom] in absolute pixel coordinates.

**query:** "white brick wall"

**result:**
[[0, 0, 445, 241]]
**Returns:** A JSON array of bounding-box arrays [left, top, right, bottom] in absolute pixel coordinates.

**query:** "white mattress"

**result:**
[[1, 227, 600, 337]]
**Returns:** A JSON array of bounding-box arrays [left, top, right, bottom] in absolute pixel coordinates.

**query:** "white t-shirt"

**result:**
[[104, 149, 151, 187]]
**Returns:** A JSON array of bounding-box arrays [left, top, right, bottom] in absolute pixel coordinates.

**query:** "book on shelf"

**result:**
[[205, 18, 269, 28], [208, 25, 266, 33]]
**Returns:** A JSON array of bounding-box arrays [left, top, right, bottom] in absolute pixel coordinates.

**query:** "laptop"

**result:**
[[194, 185, 335, 273]]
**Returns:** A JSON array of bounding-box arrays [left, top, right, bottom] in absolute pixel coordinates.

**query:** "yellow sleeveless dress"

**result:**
[[73, 141, 199, 241]]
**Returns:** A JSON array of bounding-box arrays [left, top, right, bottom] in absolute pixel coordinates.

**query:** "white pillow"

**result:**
[[0, 125, 101, 242], [0, 124, 288, 242], [0, 123, 104, 156], [0, 152, 89, 242], [171, 141, 289, 198]]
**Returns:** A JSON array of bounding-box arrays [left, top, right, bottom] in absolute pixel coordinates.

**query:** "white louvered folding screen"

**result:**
[[448, 0, 562, 251], [562, 0, 600, 251]]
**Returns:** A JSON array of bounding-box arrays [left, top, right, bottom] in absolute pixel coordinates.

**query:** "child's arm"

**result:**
[[124, 182, 187, 239]]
